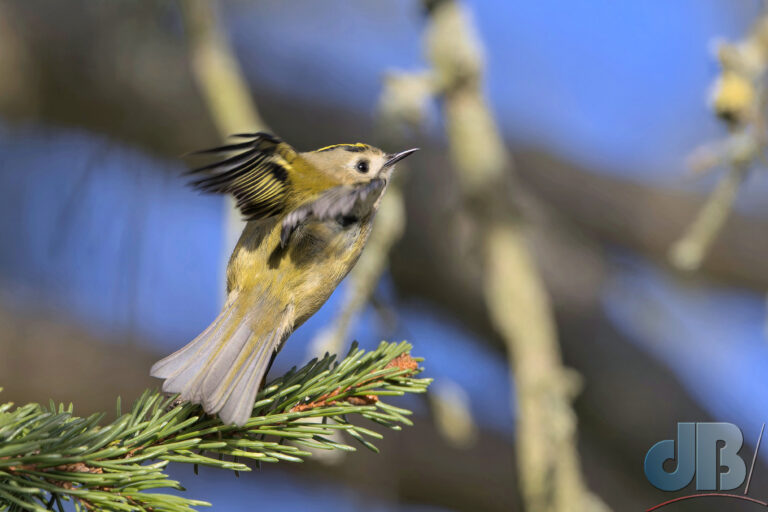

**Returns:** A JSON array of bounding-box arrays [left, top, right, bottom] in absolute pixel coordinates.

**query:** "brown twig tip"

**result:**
[[55, 462, 103, 475], [290, 353, 419, 412], [385, 353, 419, 373], [9, 461, 103, 494], [289, 389, 379, 412], [346, 395, 379, 406], [8, 461, 103, 475], [290, 394, 335, 412]]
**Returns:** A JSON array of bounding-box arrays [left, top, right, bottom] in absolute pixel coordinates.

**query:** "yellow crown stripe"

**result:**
[[314, 142, 370, 153]]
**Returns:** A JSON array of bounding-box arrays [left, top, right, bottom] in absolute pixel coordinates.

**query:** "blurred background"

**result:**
[[2, 0, 768, 510]]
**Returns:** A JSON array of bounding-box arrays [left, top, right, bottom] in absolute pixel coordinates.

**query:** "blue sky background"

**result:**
[[2, 0, 768, 509]]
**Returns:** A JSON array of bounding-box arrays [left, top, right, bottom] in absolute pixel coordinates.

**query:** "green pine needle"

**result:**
[[0, 341, 430, 511]]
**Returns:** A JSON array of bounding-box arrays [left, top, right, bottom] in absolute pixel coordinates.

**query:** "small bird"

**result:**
[[151, 132, 417, 426]]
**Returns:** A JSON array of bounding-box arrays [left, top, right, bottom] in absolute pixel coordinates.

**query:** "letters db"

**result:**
[[644, 422, 746, 491]]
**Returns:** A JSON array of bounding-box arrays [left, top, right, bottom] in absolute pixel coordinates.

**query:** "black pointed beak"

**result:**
[[383, 148, 419, 168]]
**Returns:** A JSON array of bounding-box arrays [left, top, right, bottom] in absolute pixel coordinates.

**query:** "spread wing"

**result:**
[[280, 178, 385, 247], [186, 132, 297, 220]]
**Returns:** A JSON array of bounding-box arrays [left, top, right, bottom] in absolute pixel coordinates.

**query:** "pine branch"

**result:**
[[0, 341, 430, 512]]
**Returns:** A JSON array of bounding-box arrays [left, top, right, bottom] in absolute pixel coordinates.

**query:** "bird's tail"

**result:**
[[151, 293, 292, 426]]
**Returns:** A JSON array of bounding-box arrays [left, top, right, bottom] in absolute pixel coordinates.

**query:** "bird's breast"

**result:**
[[287, 217, 372, 325], [226, 215, 373, 329]]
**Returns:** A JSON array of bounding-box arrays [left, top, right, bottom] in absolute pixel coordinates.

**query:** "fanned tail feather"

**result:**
[[151, 293, 292, 426]]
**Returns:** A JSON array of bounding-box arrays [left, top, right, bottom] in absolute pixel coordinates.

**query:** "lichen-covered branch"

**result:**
[[671, 10, 768, 271], [0, 342, 429, 512], [178, 0, 266, 135], [670, 163, 748, 270], [421, 1, 608, 510]]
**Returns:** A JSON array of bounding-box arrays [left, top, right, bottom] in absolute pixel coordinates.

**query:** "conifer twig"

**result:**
[[0, 341, 429, 512], [671, 9, 768, 271]]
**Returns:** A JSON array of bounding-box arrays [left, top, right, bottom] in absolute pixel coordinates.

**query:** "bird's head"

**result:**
[[302, 143, 418, 185]]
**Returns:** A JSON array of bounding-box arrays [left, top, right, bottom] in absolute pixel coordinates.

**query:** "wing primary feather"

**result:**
[[188, 154, 268, 191], [188, 141, 258, 155], [185, 149, 258, 175], [229, 132, 281, 142], [185, 133, 295, 221]]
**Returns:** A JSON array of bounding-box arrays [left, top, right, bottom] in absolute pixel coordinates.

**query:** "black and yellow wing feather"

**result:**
[[187, 132, 297, 220]]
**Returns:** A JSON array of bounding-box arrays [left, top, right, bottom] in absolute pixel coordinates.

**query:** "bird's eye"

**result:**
[[356, 160, 369, 173]]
